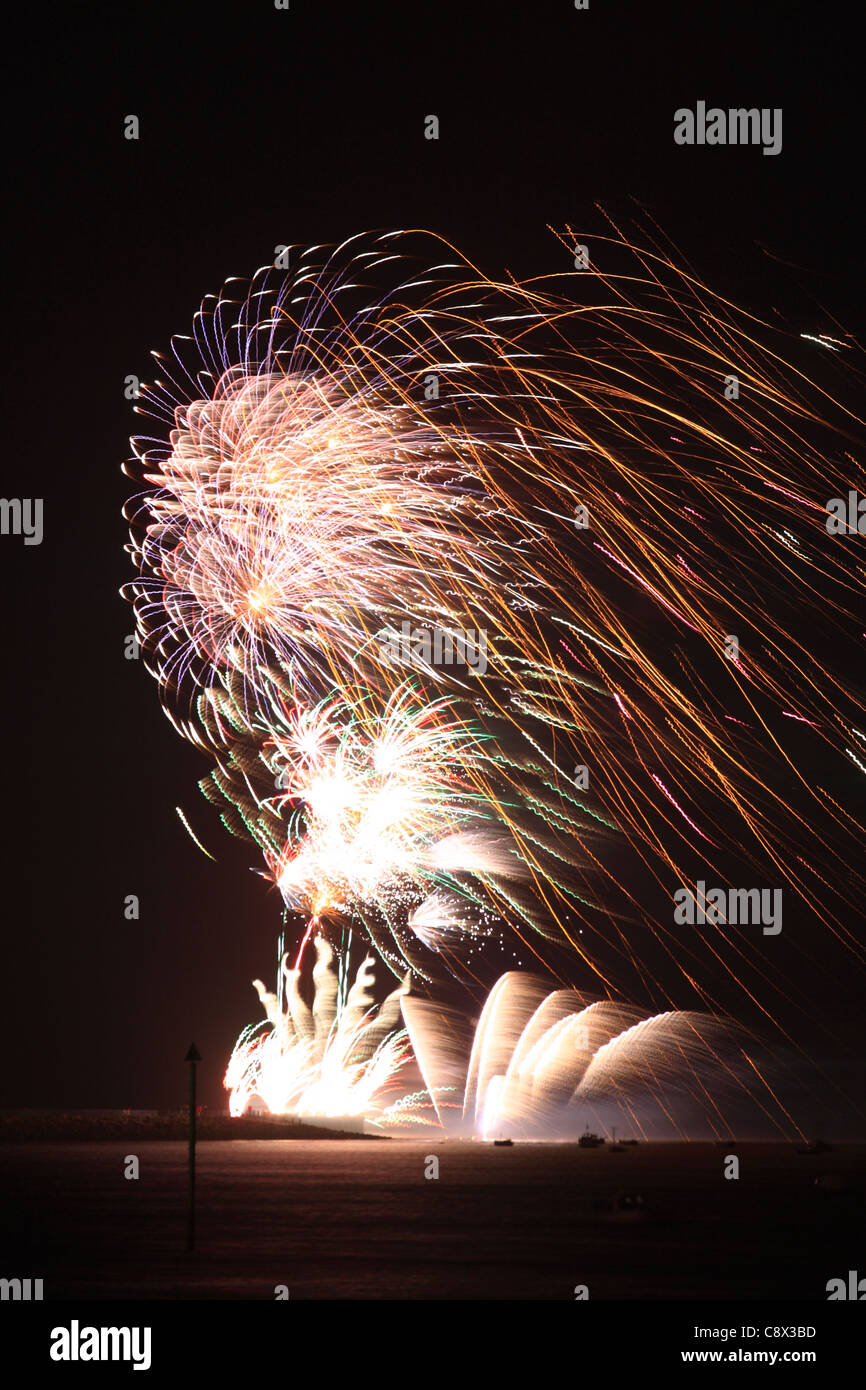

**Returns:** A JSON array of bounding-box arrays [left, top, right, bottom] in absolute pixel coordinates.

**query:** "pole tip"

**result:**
[[185, 1043, 202, 1062]]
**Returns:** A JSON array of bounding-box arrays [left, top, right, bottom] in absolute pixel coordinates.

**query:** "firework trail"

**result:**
[[123, 220, 866, 1050]]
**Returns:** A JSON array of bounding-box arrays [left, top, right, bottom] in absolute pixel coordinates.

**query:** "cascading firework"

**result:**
[[123, 221, 865, 1122], [402, 970, 807, 1140]]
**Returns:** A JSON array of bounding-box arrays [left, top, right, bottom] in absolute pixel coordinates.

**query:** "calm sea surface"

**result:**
[[2, 1140, 864, 1299]]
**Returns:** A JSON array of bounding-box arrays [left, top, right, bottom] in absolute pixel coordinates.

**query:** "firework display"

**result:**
[[122, 224, 865, 1127], [402, 971, 801, 1140]]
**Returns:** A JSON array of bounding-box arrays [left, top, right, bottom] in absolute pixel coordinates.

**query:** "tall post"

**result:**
[[185, 1043, 201, 1250]]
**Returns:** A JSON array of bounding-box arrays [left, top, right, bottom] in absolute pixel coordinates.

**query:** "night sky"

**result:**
[[2, 1, 863, 1111]]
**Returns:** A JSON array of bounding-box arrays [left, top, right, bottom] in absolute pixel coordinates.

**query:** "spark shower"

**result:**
[[122, 222, 865, 1135]]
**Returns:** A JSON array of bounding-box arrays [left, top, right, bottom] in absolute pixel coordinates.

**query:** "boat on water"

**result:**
[[578, 1130, 605, 1148], [796, 1140, 833, 1155], [493, 1137, 514, 1146]]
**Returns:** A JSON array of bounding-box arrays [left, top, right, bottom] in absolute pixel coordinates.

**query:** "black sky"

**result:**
[[1, 0, 863, 1109]]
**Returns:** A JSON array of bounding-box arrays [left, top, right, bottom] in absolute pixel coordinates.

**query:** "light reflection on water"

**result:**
[[2, 1139, 860, 1299]]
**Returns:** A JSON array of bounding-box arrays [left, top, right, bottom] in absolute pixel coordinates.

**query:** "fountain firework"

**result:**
[[225, 936, 413, 1123]]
